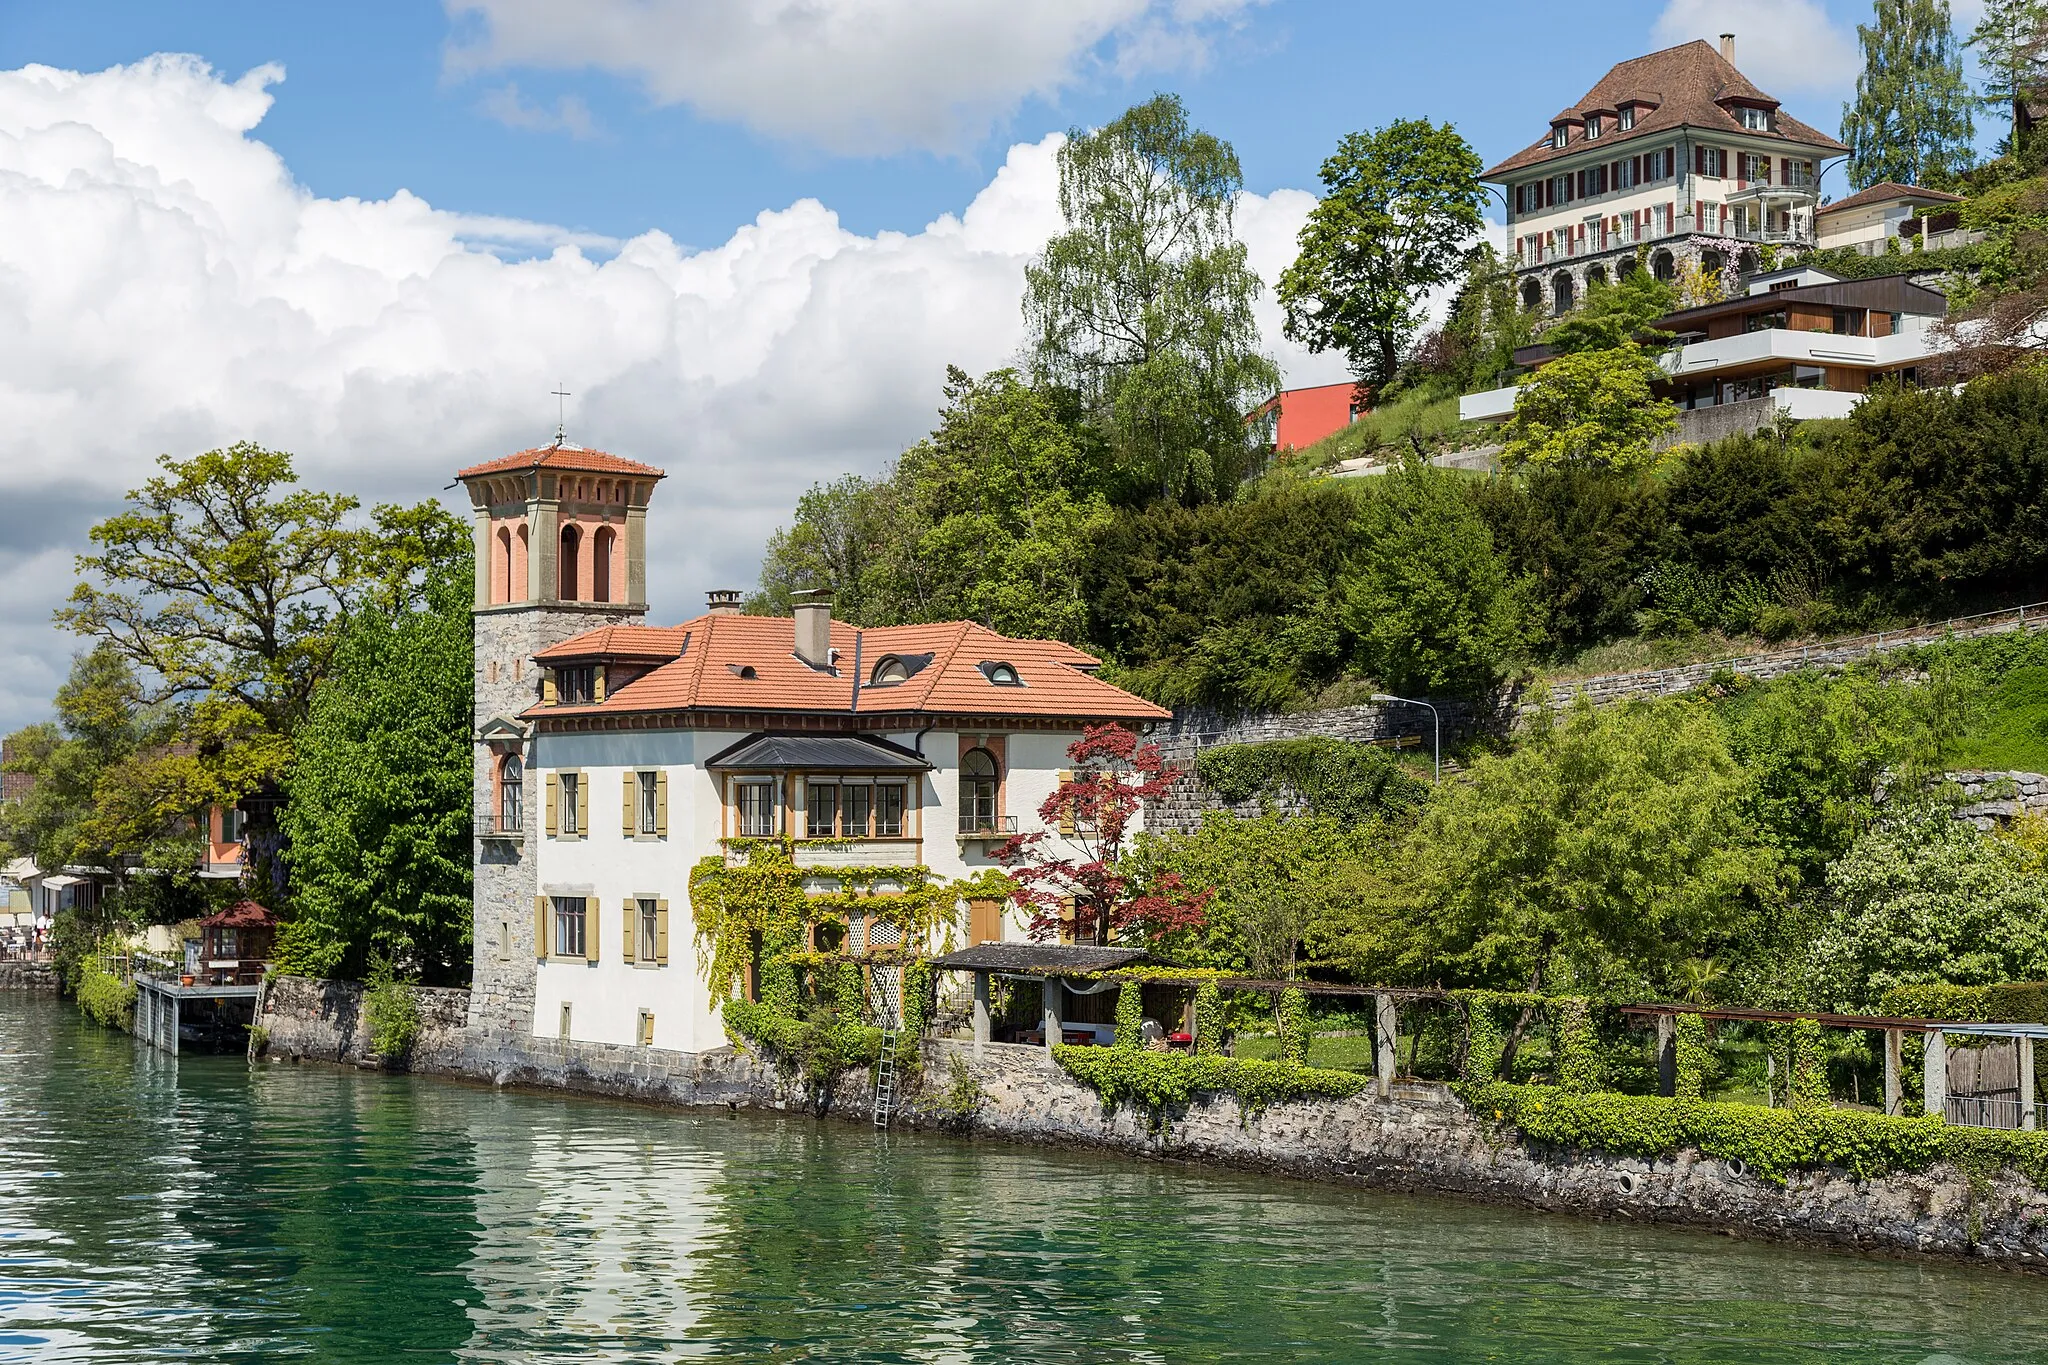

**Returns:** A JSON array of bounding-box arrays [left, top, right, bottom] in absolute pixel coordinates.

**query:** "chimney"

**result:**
[[1720, 32, 1735, 63], [705, 589, 743, 615], [792, 589, 833, 669]]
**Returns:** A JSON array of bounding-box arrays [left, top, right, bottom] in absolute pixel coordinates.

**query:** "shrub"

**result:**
[[362, 956, 421, 1064], [1054, 1045, 1368, 1130], [75, 956, 136, 1032]]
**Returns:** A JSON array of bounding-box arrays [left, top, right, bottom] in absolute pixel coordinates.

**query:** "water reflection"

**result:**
[[5, 993, 2048, 1364]]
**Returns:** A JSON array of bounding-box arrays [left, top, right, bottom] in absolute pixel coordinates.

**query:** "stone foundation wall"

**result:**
[[252, 977, 2048, 1266], [1952, 771, 2048, 829], [0, 961, 57, 992], [901, 1040, 2048, 1266]]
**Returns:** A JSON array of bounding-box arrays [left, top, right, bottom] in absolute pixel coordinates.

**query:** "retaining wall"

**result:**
[[0, 961, 57, 992], [253, 976, 2048, 1267]]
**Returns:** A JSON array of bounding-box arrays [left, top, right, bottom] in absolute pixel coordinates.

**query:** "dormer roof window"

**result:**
[[1618, 106, 1636, 131], [1550, 124, 1570, 149], [1737, 105, 1771, 131], [867, 652, 934, 687], [1585, 114, 1602, 139], [978, 661, 1024, 687], [727, 664, 757, 679]]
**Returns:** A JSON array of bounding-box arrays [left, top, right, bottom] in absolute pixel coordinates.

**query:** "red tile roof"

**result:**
[[455, 442, 666, 481], [526, 614, 1167, 724], [1818, 181, 1964, 215], [200, 900, 277, 929], [534, 624, 691, 662], [1483, 40, 1846, 180]]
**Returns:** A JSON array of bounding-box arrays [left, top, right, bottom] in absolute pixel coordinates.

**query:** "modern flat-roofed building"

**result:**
[[1459, 267, 1950, 439], [1248, 381, 1369, 454], [1488, 35, 1847, 313]]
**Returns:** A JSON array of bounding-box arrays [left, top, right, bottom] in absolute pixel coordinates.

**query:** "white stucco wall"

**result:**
[[529, 724, 1110, 1049]]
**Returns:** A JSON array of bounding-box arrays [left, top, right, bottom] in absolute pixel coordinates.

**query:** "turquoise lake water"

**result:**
[[3, 991, 2046, 1363]]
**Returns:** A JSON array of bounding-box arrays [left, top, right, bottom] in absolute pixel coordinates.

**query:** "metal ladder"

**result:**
[[870, 964, 901, 1128]]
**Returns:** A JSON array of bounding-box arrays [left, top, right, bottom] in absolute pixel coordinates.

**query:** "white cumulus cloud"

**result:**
[[443, 0, 1269, 155], [1651, 0, 1862, 99], [0, 54, 1332, 731]]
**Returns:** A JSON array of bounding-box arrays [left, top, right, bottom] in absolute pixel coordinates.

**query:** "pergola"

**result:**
[[1621, 1003, 2043, 1129]]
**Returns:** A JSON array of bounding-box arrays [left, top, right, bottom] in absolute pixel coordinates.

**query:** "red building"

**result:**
[[1250, 382, 1369, 453]]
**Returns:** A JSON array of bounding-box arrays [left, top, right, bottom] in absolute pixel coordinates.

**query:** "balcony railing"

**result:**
[[1519, 212, 1815, 267], [958, 814, 1018, 837]]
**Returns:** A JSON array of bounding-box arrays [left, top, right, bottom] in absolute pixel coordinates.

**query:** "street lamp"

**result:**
[[1371, 693, 1440, 784]]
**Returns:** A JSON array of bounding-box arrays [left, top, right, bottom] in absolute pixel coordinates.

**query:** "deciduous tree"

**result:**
[[1499, 345, 1677, 473], [1842, 0, 1977, 189], [1278, 118, 1486, 388], [1025, 95, 1280, 502]]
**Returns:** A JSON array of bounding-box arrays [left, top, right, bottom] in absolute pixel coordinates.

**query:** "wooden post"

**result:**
[[1374, 993, 1398, 1100], [1925, 1029, 1947, 1118], [972, 971, 990, 1059], [2022, 1036, 2038, 1132], [1883, 1029, 1903, 1117], [1655, 1014, 1677, 1098], [1042, 977, 1062, 1055]]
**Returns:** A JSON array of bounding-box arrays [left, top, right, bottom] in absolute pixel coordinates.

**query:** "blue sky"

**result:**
[[0, 0, 1958, 249], [0, 0, 2001, 729]]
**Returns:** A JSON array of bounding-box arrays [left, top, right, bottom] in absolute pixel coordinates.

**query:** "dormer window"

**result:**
[[556, 666, 595, 705], [727, 664, 757, 679], [1739, 106, 1770, 132], [870, 655, 910, 686], [1551, 125, 1570, 149], [1585, 115, 1602, 140], [1619, 106, 1636, 131], [978, 661, 1024, 687]]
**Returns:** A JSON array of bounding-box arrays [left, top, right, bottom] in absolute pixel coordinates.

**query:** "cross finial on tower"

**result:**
[[551, 383, 572, 446]]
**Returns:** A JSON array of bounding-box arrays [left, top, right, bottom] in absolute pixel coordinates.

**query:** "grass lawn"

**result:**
[[1952, 665, 2048, 772], [1232, 1033, 1378, 1073]]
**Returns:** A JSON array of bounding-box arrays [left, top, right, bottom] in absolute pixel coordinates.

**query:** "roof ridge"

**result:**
[[903, 620, 974, 711]]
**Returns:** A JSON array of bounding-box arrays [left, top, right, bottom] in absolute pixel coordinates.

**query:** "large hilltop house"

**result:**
[[1491, 35, 1849, 312], [456, 441, 1169, 1053]]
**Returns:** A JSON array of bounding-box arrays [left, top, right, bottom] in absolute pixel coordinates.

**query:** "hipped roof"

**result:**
[[1484, 40, 1846, 180], [455, 441, 665, 481], [527, 613, 1170, 724], [201, 900, 277, 929]]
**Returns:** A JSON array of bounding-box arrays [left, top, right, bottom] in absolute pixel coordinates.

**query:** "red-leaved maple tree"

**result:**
[[995, 723, 1211, 944]]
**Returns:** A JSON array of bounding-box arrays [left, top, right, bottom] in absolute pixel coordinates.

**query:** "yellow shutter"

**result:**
[[1056, 770, 1076, 835], [542, 669, 558, 704], [622, 899, 637, 963], [545, 774, 559, 836], [583, 896, 598, 962], [655, 771, 669, 837], [535, 895, 549, 960], [655, 900, 670, 965], [575, 772, 590, 837], [622, 773, 636, 837], [593, 668, 606, 704]]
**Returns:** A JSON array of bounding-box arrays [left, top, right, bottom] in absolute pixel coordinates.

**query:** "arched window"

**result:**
[[1652, 250, 1676, 283], [1700, 249, 1725, 281], [592, 526, 616, 603], [499, 754, 524, 834], [1586, 265, 1607, 288], [959, 748, 999, 835], [513, 524, 529, 602], [1551, 272, 1575, 316], [559, 525, 581, 601], [870, 655, 909, 686], [1521, 279, 1541, 312], [495, 527, 513, 604]]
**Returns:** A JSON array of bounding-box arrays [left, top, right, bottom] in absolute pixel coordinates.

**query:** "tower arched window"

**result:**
[[559, 525, 581, 601], [495, 527, 514, 604], [960, 748, 999, 835], [513, 524, 529, 602], [593, 526, 616, 603], [499, 754, 524, 834]]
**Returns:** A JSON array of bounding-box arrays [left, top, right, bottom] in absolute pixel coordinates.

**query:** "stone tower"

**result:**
[[454, 441, 665, 1043]]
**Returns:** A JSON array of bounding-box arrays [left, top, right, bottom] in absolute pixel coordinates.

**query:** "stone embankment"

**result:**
[[255, 977, 2048, 1268], [0, 960, 58, 992], [1951, 771, 2048, 829]]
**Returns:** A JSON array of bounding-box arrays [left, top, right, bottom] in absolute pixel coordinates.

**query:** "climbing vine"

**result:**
[[1277, 987, 1310, 1064], [1055, 1046, 1368, 1131], [1194, 981, 1224, 1055], [1789, 1017, 1830, 1110], [1549, 996, 1599, 1092], [1194, 737, 1428, 824], [1461, 1081, 2048, 1189], [1674, 1012, 1712, 1101], [1463, 997, 1506, 1082], [1114, 981, 1144, 1053]]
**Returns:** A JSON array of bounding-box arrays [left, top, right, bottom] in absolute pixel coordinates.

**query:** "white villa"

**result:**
[[456, 442, 1169, 1054]]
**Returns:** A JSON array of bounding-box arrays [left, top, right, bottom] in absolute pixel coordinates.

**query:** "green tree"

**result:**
[[0, 647, 165, 881], [1330, 699, 1780, 995], [1278, 118, 1486, 388], [1128, 811, 1382, 978], [1441, 244, 1536, 391], [1842, 0, 1977, 189], [1339, 461, 1540, 695], [754, 369, 1112, 641], [1967, 0, 2048, 140], [1808, 803, 2048, 1007], [56, 444, 468, 790], [273, 563, 474, 983], [1542, 269, 1677, 355], [1024, 94, 1280, 502], [1499, 345, 1677, 473]]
